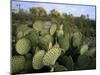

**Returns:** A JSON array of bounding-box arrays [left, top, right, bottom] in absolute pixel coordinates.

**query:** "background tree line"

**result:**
[[12, 7, 96, 37]]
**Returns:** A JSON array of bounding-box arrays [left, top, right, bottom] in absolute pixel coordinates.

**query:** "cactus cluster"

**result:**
[[12, 19, 96, 74]]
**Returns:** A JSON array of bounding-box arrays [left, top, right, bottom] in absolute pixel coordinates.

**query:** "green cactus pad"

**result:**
[[59, 56, 74, 70], [32, 50, 45, 70], [50, 24, 57, 35], [54, 65, 68, 72], [16, 25, 33, 36], [40, 28, 49, 36], [39, 34, 53, 50], [85, 47, 96, 56], [58, 34, 70, 52], [43, 44, 62, 66], [11, 56, 25, 73], [26, 30, 39, 51], [57, 24, 64, 37], [16, 31, 24, 39], [33, 20, 44, 31], [77, 55, 90, 69], [16, 38, 31, 55], [72, 32, 82, 48], [80, 44, 88, 55]]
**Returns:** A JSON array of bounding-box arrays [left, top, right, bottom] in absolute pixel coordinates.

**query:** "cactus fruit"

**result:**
[[58, 34, 69, 52], [43, 43, 62, 66], [11, 56, 25, 73], [50, 24, 57, 35], [16, 38, 31, 55], [80, 44, 88, 55], [32, 50, 45, 70], [72, 32, 82, 48], [33, 20, 44, 31]]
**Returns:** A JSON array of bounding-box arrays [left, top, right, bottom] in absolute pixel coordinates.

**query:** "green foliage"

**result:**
[[50, 9, 60, 17], [43, 44, 62, 66], [80, 44, 89, 55], [16, 25, 33, 40], [30, 7, 47, 16], [32, 50, 45, 70], [12, 56, 25, 73], [39, 34, 53, 50], [26, 29, 39, 51], [16, 31, 24, 39], [72, 32, 82, 48], [85, 47, 96, 56], [50, 23, 57, 35], [24, 53, 33, 72], [58, 34, 70, 52], [59, 56, 74, 70], [40, 28, 49, 36], [57, 24, 64, 37], [54, 64, 68, 72], [76, 55, 90, 69], [33, 20, 45, 31], [12, 6, 96, 74], [16, 38, 31, 55]]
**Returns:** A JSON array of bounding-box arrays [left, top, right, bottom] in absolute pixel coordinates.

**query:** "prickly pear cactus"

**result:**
[[57, 24, 64, 37], [16, 25, 33, 37], [26, 30, 39, 51], [39, 34, 53, 50], [16, 38, 31, 55], [11, 56, 25, 73], [40, 28, 49, 36], [85, 47, 96, 56], [43, 43, 62, 66], [54, 64, 68, 72], [33, 20, 44, 31], [80, 44, 88, 55], [16, 31, 24, 39], [32, 50, 45, 70], [72, 32, 82, 48], [59, 56, 74, 70], [77, 55, 90, 69], [50, 23, 57, 35], [58, 34, 70, 52], [12, 8, 96, 73], [63, 22, 72, 35]]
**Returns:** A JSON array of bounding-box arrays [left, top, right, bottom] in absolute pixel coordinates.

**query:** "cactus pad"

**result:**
[[16, 38, 31, 55]]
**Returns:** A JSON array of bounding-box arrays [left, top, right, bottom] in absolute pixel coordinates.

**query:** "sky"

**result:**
[[12, 1, 96, 20]]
